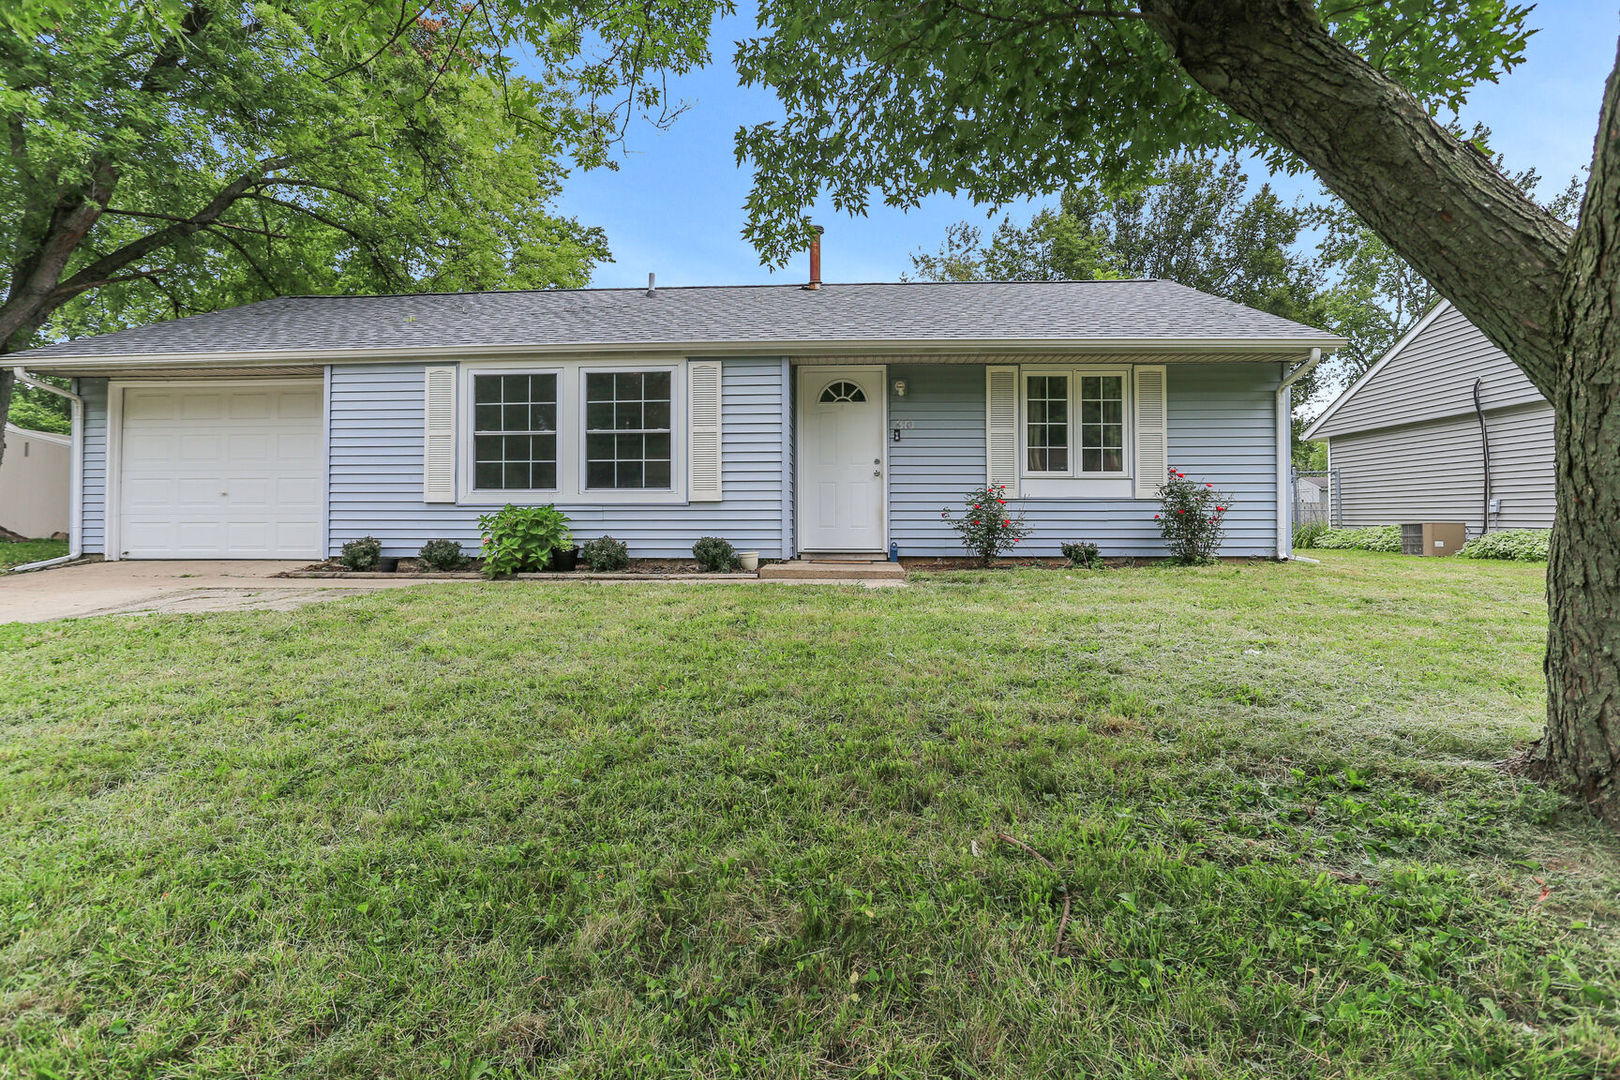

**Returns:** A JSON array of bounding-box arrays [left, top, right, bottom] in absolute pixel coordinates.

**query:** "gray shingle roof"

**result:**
[[13, 280, 1342, 363]]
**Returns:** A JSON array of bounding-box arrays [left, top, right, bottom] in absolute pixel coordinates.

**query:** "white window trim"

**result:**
[[457, 359, 688, 506], [1018, 365, 1132, 480]]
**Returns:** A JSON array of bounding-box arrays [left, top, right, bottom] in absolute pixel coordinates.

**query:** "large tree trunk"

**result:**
[[1529, 52, 1620, 820], [1146, 1, 1620, 820]]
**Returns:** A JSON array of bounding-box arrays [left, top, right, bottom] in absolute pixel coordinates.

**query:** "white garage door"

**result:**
[[117, 382, 322, 559]]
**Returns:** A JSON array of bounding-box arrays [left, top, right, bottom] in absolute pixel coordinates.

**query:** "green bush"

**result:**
[[1312, 525, 1402, 553], [581, 535, 631, 572], [1061, 541, 1103, 569], [693, 536, 741, 572], [418, 538, 469, 572], [340, 536, 382, 571], [478, 504, 572, 578], [1294, 521, 1327, 549], [1458, 529, 1551, 562]]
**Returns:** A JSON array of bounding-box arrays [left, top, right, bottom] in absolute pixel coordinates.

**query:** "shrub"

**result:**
[[1294, 521, 1327, 549], [693, 536, 741, 572], [1312, 525, 1402, 553], [940, 484, 1031, 566], [1061, 541, 1103, 569], [1155, 468, 1231, 565], [1458, 529, 1551, 562], [478, 504, 572, 578], [340, 535, 382, 571], [418, 538, 469, 572], [581, 535, 631, 572]]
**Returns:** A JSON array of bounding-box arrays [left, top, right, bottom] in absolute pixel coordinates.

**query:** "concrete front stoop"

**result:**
[[758, 558, 907, 582]]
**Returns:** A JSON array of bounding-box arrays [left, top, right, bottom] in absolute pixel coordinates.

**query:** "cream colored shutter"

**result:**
[[1134, 365, 1168, 499], [687, 360, 722, 501], [985, 366, 1020, 497], [423, 366, 457, 503]]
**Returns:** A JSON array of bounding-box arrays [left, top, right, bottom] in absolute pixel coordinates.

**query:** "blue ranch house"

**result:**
[[10, 278, 1342, 563]]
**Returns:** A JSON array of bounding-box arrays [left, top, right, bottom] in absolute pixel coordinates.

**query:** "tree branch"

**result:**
[[1140, 0, 1570, 395]]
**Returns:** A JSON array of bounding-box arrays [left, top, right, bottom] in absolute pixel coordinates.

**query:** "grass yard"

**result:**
[[2, 551, 1617, 1078], [0, 539, 67, 570]]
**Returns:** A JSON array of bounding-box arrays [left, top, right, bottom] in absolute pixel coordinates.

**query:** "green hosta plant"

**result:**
[[1155, 469, 1231, 565], [941, 484, 1031, 567], [478, 505, 572, 578], [1313, 526, 1402, 553], [1458, 529, 1550, 562]]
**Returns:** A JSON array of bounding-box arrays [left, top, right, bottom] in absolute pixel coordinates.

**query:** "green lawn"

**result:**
[[0, 538, 67, 570], [2, 551, 1616, 1078]]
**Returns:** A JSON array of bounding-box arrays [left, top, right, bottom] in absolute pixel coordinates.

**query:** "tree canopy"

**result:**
[[0, 0, 725, 354]]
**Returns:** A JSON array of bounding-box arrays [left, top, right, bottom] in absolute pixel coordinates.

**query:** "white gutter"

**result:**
[[7, 368, 83, 572], [1276, 347, 1325, 560]]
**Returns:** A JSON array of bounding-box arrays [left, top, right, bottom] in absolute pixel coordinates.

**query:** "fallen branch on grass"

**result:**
[[996, 831, 1071, 957]]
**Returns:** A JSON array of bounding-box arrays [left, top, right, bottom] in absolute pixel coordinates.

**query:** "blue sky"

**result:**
[[550, 4, 1619, 289]]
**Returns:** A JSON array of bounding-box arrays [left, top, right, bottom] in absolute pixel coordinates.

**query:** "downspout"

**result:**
[[1472, 377, 1491, 537], [7, 368, 83, 572], [1276, 348, 1325, 560]]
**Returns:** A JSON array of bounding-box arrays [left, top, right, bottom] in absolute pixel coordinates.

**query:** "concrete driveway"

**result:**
[[0, 560, 431, 623]]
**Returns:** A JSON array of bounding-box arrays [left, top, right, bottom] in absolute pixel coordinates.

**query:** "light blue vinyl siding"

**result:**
[[78, 378, 108, 554], [886, 363, 1280, 558], [327, 359, 789, 558]]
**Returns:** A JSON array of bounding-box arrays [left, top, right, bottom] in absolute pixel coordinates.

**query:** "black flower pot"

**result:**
[[548, 545, 579, 572]]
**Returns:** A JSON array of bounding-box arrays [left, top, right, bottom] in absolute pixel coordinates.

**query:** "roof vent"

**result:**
[[647, 272, 656, 297]]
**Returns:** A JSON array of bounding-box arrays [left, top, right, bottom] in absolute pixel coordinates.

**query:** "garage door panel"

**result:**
[[275, 391, 320, 419], [228, 393, 273, 420], [180, 392, 226, 420], [118, 382, 323, 559], [227, 433, 271, 463]]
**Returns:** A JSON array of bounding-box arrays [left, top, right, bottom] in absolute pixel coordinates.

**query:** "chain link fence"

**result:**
[[1292, 469, 1340, 530]]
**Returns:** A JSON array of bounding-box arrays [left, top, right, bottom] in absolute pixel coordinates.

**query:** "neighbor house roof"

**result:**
[[1304, 301, 1542, 441], [12, 280, 1343, 371]]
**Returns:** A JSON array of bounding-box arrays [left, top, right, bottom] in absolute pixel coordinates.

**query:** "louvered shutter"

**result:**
[[1133, 365, 1168, 499], [423, 366, 456, 503], [688, 360, 723, 501], [985, 366, 1020, 498]]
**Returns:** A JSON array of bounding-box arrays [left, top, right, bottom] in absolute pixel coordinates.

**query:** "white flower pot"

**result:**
[[739, 551, 760, 572]]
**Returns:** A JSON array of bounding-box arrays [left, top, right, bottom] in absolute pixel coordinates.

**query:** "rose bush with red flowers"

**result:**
[[1155, 468, 1232, 565], [940, 483, 1031, 566]]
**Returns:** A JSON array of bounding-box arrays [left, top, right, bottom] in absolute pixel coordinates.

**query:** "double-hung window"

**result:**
[[473, 372, 558, 490], [584, 371, 673, 490], [1022, 368, 1128, 477]]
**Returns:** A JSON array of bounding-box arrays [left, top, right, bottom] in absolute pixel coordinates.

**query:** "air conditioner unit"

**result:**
[[1400, 522, 1466, 557]]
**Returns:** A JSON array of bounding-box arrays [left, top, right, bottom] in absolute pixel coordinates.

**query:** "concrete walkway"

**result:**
[[0, 560, 428, 623], [1, 559, 908, 623]]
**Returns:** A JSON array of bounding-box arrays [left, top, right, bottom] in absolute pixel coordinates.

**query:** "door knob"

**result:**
[[873, 468, 882, 477]]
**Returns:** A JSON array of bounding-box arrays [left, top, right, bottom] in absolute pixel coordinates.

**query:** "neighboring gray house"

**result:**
[[1304, 301, 1553, 536], [9, 280, 1341, 564]]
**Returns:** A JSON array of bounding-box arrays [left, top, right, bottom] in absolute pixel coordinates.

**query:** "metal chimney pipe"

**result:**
[[805, 226, 824, 290], [647, 272, 656, 296]]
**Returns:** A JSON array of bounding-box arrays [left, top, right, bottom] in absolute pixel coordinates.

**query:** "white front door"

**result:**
[[116, 381, 323, 559], [797, 366, 886, 552]]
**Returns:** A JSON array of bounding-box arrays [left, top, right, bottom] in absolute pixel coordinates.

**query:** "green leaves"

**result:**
[[1, 0, 728, 354], [735, 1, 1537, 266]]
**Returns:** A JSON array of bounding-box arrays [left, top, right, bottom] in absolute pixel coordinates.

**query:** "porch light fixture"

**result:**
[[893, 379, 907, 397]]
